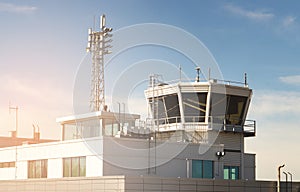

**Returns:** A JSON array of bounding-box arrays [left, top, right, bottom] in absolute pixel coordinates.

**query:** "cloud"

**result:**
[[247, 90, 300, 180], [249, 90, 300, 117], [0, 3, 37, 14], [282, 16, 296, 27], [224, 4, 274, 22], [279, 75, 300, 85]]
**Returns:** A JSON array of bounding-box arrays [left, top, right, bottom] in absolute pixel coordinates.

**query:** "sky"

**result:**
[[0, 0, 300, 181]]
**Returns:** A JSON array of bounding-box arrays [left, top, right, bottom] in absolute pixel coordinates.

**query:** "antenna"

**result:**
[[86, 14, 113, 112], [179, 64, 182, 82], [244, 72, 248, 87], [195, 67, 201, 82], [9, 102, 18, 138], [100, 14, 106, 30]]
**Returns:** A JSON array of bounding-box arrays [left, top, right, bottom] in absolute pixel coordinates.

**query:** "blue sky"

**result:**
[[0, 0, 300, 180]]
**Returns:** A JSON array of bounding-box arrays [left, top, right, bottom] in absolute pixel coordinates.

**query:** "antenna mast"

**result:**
[[9, 102, 18, 137], [86, 14, 113, 112]]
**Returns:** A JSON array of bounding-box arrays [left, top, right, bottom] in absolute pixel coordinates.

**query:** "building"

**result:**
[[0, 74, 256, 181], [0, 15, 298, 192]]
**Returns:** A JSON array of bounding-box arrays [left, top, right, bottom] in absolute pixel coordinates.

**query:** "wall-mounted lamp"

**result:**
[[216, 151, 225, 160]]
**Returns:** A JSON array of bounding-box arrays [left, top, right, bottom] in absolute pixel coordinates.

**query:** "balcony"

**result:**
[[221, 119, 256, 137]]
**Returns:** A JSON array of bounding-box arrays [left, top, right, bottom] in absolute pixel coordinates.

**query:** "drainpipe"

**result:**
[[278, 164, 285, 192]]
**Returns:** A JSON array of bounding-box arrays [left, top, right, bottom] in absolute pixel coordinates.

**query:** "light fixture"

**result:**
[[216, 151, 225, 159]]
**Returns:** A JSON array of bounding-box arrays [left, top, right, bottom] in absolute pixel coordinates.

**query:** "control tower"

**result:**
[[143, 74, 256, 179]]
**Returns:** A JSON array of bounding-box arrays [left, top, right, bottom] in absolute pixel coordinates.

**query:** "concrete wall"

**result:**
[[102, 137, 225, 179], [0, 176, 299, 192]]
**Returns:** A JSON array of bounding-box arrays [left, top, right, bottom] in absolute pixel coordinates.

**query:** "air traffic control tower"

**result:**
[[143, 73, 255, 180]]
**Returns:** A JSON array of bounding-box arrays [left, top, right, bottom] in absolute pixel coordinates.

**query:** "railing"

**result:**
[[126, 116, 256, 139], [243, 120, 256, 136]]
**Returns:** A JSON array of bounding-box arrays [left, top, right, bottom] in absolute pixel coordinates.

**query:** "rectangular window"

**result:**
[[203, 160, 213, 178], [209, 94, 248, 126], [224, 166, 239, 180], [149, 94, 181, 125], [28, 159, 47, 179], [0, 162, 15, 168], [63, 157, 86, 177], [226, 96, 247, 125], [192, 160, 214, 179], [182, 93, 207, 122], [63, 120, 100, 140]]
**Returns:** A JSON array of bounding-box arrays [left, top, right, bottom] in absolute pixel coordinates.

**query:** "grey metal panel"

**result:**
[[214, 132, 243, 151], [244, 153, 256, 180], [223, 152, 241, 166]]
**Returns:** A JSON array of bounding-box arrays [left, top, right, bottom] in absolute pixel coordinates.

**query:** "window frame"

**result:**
[[63, 156, 86, 177], [27, 159, 48, 179], [224, 165, 240, 180], [192, 160, 214, 179]]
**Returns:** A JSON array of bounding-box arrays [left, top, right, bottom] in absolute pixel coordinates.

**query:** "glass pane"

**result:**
[[164, 94, 180, 123], [35, 160, 41, 178], [226, 96, 247, 125], [183, 93, 207, 122], [224, 166, 229, 180], [63, 124, 77, 140], [63, 158, 71, 177], [9, 162, 15, 167], [210, 93, 226, 124], [192, 160, 203, 178], [79, 157, 86, 176], [103, 119, 113, 136], [203, 160, 213, 179], [41, 160, 47, 178], [71, 157, 79, 177], [231, 166, 239, 180], [28, 161, 34, 178]]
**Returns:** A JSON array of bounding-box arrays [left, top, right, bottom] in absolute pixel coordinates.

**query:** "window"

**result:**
[[224, 166, 239, 180], [63, 120, 100, 140], [182, 93, 207, 122], [192, 160, 214, 179], [0, 161, 15, 168], [28, 159, 47, 178], [149, 94, 181, 124], [63, 157, 86, 177], [209, 93, 248, 125], [226, 96, 247, 125]]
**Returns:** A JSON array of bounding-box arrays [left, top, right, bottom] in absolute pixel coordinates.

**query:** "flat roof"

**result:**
[[56, 111, 140, 124]]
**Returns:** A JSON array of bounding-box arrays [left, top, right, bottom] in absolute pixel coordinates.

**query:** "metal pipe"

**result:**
[[288, 172, 293, 192], [278, 164, 285, 192], [117, 102, 121, 134], [283, 172, 288, 192], [186, 158, 189, 178]]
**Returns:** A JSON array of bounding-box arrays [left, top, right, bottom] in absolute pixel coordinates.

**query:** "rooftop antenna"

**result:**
[[179, 64, 182, 82], [195, 67, 201, 82], [9, 102, 18, 138], [86, 14, 113, 112], [244, 72, 248, 87]]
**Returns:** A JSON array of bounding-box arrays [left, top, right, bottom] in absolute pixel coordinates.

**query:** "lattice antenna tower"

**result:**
[[86, 14, 113, 112]]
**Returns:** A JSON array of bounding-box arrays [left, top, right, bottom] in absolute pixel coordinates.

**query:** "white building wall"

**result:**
[[0, 146, 16, 162], [0, 168, 15, 180], [48, 158, 63, 178], [16, 161, 27, 179], [86, 156, 103, 177], [0, 137, 104, 180]]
